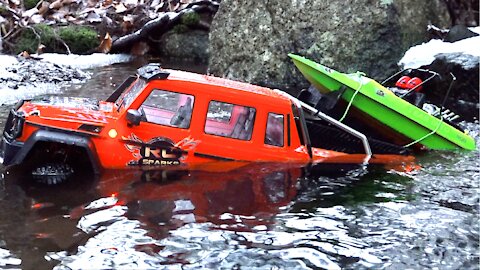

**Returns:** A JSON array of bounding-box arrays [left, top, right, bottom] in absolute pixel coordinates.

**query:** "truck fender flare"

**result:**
[[12, 130, 101, 174]]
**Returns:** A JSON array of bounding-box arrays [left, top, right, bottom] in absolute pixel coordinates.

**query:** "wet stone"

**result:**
[[7, 83, 19, 90], [1, 57, 89, 90]]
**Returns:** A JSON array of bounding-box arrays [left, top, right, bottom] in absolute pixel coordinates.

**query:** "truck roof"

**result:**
[[163, 69, 292, 103]]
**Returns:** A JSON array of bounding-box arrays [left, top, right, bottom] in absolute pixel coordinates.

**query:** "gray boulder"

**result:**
[[159, 29, 210, 63], [208, 0, 450, 92], [421, 53, 479, 121]]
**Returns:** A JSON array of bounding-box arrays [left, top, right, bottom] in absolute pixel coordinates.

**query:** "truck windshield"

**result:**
[[116, 78, 147, 110]]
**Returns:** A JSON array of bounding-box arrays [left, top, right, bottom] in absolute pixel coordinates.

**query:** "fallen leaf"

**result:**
[[87, 0, 98, 8], [8, 0, 20, 9], [149, 0, 160, 7], [97, 32, 112, 53], [36, 44, 46, 54], [49, 10, 67, 22], [121, 14, 135, 32], [123, 0, 138, 6], [38, 1, 50, 15], [123, 14, 135, 23], [49, 0, 63, 9], [78, 7, 96, 15], [115, 3, 127, 13], [22, 7, 39, 18], [20, 51, 30, 58], [153, 2, 164, 13], [29, 14, 44, 23], [102, 0, 113, 6], [169, 2, 179, 11], [66, 15, 78, 22], [86, 11, 102, 23]]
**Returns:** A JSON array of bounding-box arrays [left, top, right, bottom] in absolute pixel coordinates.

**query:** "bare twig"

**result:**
[[53, 28, 71, 54], [3, 26, 22, 40], [3, 6, 21, 21], [25, 25, 42, 49], [1, 24, 7, 36]]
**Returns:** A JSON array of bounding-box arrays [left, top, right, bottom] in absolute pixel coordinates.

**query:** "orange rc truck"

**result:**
[[0, 64, 411, 175]]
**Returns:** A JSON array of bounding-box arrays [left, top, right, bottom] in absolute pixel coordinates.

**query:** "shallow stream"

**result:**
[[0, 58, 478, 270]]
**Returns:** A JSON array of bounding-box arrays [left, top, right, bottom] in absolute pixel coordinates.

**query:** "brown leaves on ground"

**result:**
[[97, 32, 112, 53], [1, 0, 201, 25], [0, 0, 207, 47]]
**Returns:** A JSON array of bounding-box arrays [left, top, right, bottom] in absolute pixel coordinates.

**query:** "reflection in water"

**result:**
[[0, 162, 419, 269], [0, 150, 478, 269], [0, 163, 305, 269]]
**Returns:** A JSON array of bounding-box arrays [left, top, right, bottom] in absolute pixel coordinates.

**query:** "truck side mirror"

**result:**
[[126, 109, 142, 126]]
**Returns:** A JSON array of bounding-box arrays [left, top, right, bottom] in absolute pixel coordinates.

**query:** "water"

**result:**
[[0, 59, 478, 270]]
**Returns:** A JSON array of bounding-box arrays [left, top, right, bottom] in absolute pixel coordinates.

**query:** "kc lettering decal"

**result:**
[[123, 133, 185, 166]]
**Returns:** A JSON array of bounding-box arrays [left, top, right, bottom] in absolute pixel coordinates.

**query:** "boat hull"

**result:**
[[289, 54, 476, 150]]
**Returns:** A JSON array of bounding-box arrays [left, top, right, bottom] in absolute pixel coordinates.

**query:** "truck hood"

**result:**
[[21, 97, 117, 125]]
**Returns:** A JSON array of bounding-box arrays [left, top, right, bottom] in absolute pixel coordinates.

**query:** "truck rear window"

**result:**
[[265, 113, 284, 147]]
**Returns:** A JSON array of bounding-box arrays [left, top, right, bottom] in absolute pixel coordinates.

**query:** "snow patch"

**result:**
[[36, 53, 134, 69], [469, 26, 480, 34], [0, 55, 18, 70], [0, 83, 63, 105], [0, 55, 90, 105], [399, 32, 480, 69]]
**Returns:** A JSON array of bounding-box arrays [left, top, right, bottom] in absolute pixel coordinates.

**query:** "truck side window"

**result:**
[[265, 113, 284, 147], [140, 89, 194, 129], [205, 101, 256, 141]]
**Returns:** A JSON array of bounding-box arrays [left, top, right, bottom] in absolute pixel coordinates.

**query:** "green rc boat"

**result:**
[[289, 53, 476, 151]]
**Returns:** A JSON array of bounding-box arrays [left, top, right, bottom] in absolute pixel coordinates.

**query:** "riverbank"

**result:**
[[0, 53, 133, 105], [0, 0, 218, 61]]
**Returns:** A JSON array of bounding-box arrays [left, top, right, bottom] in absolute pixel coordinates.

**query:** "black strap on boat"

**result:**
[[316, 85, 347, 111], [297, 85, 346, 113], [440, 73, 456, 112]]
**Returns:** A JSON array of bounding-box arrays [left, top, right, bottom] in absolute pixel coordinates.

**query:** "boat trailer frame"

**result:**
[[275, 90, 372, 162]]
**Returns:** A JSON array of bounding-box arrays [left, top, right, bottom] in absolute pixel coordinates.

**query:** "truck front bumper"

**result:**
[[0, 136, 23, 166]]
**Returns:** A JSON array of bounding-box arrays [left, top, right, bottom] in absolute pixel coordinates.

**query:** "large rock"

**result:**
[[208, 0, 450, 92], [398, 27, 479, 120], [159, 29, 210, 63], [421, 53, 479, 121]]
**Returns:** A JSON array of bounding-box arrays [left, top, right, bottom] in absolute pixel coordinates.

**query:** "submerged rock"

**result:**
[[208, 0, 450, 92]]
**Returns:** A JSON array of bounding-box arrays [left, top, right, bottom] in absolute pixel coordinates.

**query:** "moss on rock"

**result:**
[[14, 24, 99, 54], [0, 5, 9, 16], [181, 11, 200, 26], [58, 26, 99, 54], [15, 24, 55, 54], [173, 24, 189, 34], [24, 0, 41, 10]]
